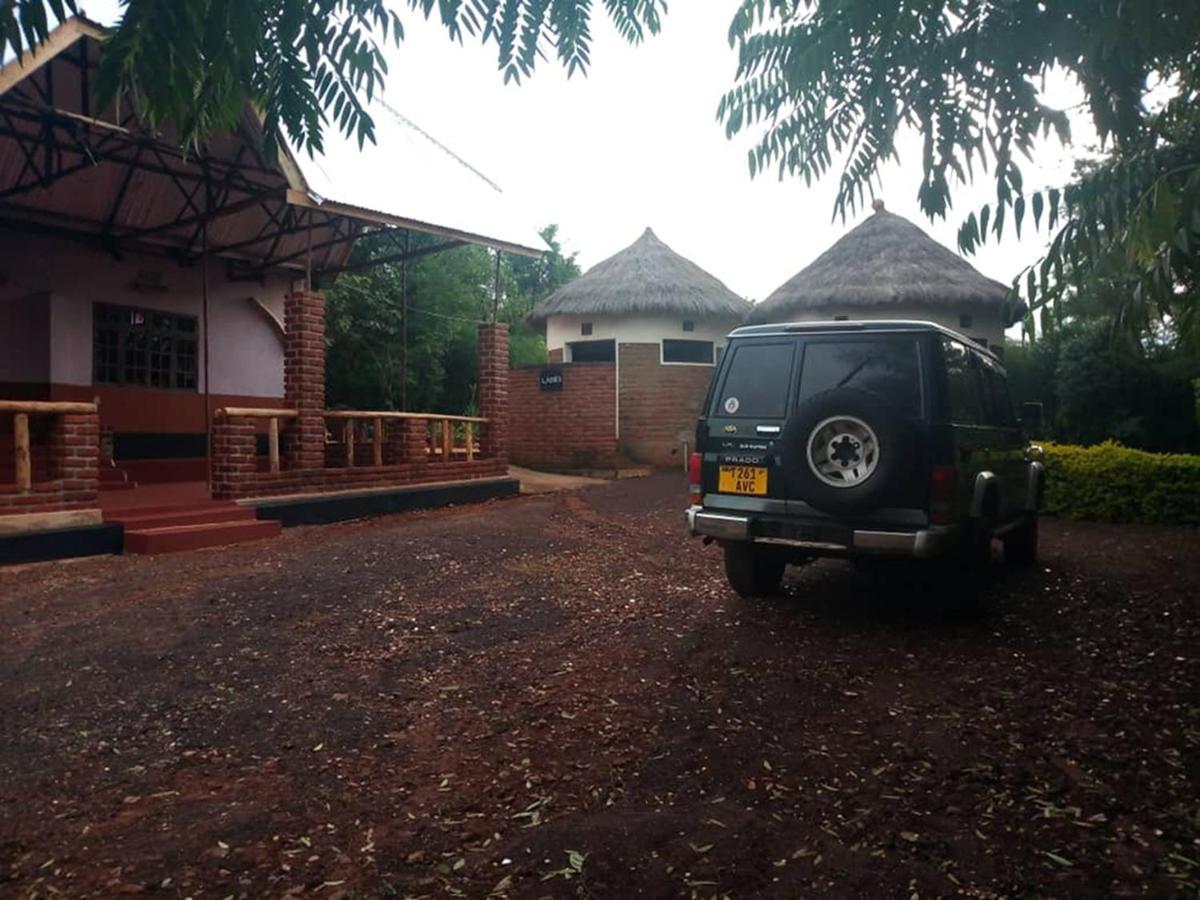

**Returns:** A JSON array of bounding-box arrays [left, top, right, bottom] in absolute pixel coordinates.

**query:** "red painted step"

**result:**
[[123, 519, 281, 555], [108, 506, 257, 530], [102, 501, 238, 521]]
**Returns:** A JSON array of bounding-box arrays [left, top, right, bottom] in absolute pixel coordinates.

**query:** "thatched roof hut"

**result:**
[[749, 202, 1010, 324], [531, 228, 748, 324]]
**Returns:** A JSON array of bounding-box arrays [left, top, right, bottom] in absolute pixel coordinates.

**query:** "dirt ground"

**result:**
[[508, 467, 608, 494], [1, 474, 1197, 899]]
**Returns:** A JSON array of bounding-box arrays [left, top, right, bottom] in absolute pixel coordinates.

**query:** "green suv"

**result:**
[[686, 321, 1045, 597]]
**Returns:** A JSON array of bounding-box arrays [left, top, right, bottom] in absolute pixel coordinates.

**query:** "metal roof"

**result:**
[[0, 17, 545, 274]]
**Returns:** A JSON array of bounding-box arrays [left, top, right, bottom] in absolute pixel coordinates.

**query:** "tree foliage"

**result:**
[[1005, 321, 1198, 452], [4, 0, 665, 155], [325, 225, 579, 414], [719, 0, 1200, 344]]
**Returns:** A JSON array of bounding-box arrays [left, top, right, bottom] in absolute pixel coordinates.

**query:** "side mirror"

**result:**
[[1020, 401, 1043, 433]]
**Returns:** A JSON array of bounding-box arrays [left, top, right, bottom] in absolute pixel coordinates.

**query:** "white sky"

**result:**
[[80, 0, 1097, 310]]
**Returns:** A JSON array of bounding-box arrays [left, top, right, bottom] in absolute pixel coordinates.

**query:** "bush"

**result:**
[[1040, 441, 1200, 525]]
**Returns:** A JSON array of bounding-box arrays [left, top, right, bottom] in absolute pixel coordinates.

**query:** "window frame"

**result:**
[[661, 338, 715, 366], [566, 339, 615, 363], [940, 335, 989, 426], [93, 302, 199, 392], [710, 339, 797, 419], [795, 334, 926, 420], [978, 353, 1018, 427]]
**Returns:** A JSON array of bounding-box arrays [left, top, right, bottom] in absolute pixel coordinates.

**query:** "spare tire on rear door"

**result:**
[[779, 387, 915, 515]]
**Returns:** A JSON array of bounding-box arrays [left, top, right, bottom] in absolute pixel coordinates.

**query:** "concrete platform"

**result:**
[[247, 476, 520, 527]]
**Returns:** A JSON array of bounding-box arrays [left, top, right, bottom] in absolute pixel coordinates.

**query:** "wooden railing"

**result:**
[[0, 400, 97, 491], [216, 407, 299, 473], [323, 410, 487, 466]]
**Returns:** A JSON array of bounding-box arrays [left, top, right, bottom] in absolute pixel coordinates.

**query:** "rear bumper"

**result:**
[[686, 506, 960, 559]]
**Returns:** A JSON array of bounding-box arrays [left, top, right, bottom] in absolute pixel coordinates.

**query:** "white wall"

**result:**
[[769, 304, 1006, 353], [0, 291, 50, 382], [0, 230, 292, 396], [546, 312, 742, 361]]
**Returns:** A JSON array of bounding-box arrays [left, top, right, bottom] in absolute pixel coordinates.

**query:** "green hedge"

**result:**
[[1040, 441, 1200, 524]]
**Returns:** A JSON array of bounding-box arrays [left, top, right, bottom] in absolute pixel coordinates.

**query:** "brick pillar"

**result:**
[[52, 411, 99, 509], [477, 323, 508, 461], [284, 290, 326, 471], [402, 418, 429, 466], [211, 414, 256, 499]]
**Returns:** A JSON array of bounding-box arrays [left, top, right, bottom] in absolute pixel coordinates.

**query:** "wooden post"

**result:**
[[268, 416, 280, 474], [343, 419, 355, 468], [440, 418, 452, 461], [13, 412, 31, 491], [464, 422, 474, 461], [373, 416, 383, 467]]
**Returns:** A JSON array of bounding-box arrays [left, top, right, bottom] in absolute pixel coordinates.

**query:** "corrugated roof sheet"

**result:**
[[1, 15, 546, 259]]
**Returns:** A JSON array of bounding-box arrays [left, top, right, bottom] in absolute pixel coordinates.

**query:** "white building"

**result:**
[[524, 228, 749, 466]]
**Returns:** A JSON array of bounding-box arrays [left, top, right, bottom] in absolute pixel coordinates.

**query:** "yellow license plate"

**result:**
[[718, 465, 768, 495]]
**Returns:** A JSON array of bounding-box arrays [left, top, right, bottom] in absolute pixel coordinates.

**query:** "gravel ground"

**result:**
[[0, 473, 1197, 898]]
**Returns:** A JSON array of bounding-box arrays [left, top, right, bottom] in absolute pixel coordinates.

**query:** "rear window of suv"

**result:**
[[797, 338, 922, 418], [713, 342, 795, 418]]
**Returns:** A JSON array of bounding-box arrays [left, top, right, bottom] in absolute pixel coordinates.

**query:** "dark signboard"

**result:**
[[539, 367, 564, 391]]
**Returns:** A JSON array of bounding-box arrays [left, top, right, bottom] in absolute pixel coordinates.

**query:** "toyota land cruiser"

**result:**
[[686, 321, 1045, 597]]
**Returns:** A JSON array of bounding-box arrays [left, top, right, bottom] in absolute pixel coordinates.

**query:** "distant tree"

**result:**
[[1002, 339, 1064, 438], [720, 1, 1200, 345], [500, 225, 581, 367], [325, 237, 493, 414], [4, 0, 665, 155], [1006, 321, 1199, 451], [325, 224, 578, 412]]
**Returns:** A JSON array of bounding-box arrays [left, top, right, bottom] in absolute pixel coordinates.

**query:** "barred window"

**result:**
[[93, 303, 198, 390]]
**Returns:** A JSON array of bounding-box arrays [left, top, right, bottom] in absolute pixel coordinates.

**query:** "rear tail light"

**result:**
[[688, 452, 702, 505], [929, 464, 956, 524]]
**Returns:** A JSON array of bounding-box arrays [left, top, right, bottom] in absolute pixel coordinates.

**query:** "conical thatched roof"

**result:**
[[530, 228, 749, 323], [749, 203, 1009, 324]]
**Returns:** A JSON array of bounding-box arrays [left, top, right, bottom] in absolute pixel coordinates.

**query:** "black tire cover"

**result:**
[[778, 387, 915, 515]]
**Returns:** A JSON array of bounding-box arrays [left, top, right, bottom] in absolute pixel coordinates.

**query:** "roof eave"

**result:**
[[0, 16, 106, 95], [284, 190, 544, 258]]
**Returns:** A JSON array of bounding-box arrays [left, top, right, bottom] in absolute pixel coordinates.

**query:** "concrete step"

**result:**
[[109, 506, 257, 530], [123, 519, 281, 555]]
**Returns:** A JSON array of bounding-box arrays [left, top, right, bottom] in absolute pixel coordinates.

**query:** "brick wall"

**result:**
[[0, 408, 100, 516], [211, 319, 512, 500], [509, 363, 618, 470], [617, 342, 713, 468]]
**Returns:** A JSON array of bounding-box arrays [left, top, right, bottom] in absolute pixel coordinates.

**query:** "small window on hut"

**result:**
[[662, 339, 714, 365], [580, 322, 593, 336], [568, 339, 615, 363], [682, 320, 695, 332]]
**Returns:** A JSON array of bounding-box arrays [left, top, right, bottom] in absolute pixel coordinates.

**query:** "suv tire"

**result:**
[[1003, 514, 1038, 565], [961, 517, 994, 570], [723, 544, 786, 598], [779, 388, 916, 515]]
